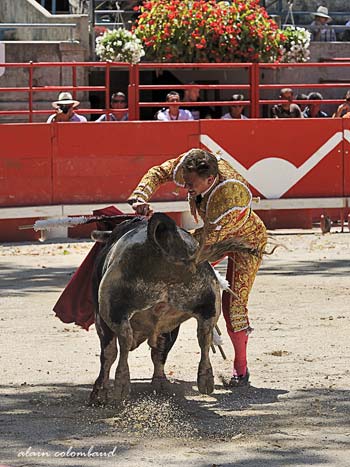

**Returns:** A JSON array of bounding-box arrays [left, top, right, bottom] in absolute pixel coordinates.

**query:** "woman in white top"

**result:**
[[157, 91, 193, 121], [221, 93, 248, 120]]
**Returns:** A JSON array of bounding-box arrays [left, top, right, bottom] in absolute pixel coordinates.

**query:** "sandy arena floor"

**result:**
[[0, 230, 349, 466]]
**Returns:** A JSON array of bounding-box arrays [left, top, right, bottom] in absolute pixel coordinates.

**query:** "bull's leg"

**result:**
[[197, 318, 215, 395], [89, 315, 117, 405], [113, 319, 133, 401], [151, 326, 180, 389]]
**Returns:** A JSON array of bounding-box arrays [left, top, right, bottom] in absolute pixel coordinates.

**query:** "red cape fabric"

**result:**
[[53, 206, 126, 330]]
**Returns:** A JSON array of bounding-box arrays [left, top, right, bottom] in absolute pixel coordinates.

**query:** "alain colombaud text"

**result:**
[[17, 446, 118, 458]]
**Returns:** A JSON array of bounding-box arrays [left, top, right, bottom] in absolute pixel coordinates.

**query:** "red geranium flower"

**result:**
[[135, 0, 284, 63]]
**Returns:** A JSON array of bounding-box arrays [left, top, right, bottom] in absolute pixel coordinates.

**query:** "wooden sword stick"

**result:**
[[18, 214, 135, 230], [215, 324, 227, 360]]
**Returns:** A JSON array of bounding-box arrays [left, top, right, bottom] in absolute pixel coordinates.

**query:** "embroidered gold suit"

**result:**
[[129, 153, 267, 332]]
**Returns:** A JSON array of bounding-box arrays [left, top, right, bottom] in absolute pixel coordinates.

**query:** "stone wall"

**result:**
[[267, 0, 350, 25], [0, 0, 89, 53], [0, 41, 89, 123], [268, 1, 349, 14]]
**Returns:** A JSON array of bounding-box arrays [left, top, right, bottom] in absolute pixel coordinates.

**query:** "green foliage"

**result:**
[[134, 0, 284, 63]]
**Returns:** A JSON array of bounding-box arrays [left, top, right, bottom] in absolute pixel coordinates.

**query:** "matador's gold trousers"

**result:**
[[222, 213, 267, 332]]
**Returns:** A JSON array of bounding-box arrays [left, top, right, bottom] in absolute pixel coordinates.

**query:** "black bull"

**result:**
[[90, 213, 221, 403]]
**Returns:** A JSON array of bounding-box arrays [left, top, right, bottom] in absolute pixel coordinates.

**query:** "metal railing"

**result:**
[[132, 62, 255, 120], [0, 61, 131, 122], [92, 1, 136, 28], [1, 60, 350, 122], [0, 23, 77, 42], [39, 0, 58, 15]]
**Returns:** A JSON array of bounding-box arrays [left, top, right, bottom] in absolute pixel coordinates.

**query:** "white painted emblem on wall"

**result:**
[[343, 129, 350, 143], [200, 133, 343, 199]]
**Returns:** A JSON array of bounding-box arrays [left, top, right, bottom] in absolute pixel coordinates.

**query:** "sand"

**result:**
[[0, 230, 349, 466]]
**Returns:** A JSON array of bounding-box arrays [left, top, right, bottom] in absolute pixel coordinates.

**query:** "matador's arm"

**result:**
[[128, 155, 184, 203]]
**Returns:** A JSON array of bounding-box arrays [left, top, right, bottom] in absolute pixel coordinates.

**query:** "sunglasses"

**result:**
[[112, 100, 126, 104]]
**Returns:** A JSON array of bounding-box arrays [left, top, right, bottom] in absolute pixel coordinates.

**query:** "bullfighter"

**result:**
[[128, 148, 267, 387]]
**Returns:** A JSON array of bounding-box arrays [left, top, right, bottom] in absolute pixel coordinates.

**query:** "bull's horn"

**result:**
[[195, 238, 260, 264], [91, 230, 112, 243], [147, 213, 177, 253], [147, 213, 193, 264]]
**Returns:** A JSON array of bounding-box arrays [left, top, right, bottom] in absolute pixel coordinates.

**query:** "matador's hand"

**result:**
[[131, 201, 154, 217]]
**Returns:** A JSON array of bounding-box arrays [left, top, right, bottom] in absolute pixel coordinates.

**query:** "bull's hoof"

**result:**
[[197, 367, 214, 395], [113, 379, 131, 401], [89, 387, 108, 406], [151, 376, 171, 392]]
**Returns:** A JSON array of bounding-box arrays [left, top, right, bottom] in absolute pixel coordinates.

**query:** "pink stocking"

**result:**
[[226, 328, 248, 377]]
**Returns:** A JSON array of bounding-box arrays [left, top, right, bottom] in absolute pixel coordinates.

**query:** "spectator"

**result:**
[[96, 92, 128, 122], [68, 0, 89, 14], [47, 92, 87, 123], [270, 88, 303, 118], [295, 93, 308, 112], [221, 94, 248, 120], [303, 92, 329, 118], [182, 82, 213, 119], [342, 19, 350, 42], [309, 6, 336, 42], [156, 91, 194, 121], [332, 90, 350, 118]]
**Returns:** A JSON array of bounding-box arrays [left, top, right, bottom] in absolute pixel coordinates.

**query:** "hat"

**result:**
[[313, 6, 331, 19], [52, 92, 80, 109], [111, 91, 126, 101], [231, 94, 245, 101], [308, 92, 323, 100]]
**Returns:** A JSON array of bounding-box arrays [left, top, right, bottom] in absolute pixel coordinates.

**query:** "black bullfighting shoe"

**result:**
[[228, 369, 250, 388]]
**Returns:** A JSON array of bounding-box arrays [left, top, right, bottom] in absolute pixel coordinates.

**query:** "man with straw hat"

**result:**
[[47, 92, 87, 123], [309, 6, 336, 42]]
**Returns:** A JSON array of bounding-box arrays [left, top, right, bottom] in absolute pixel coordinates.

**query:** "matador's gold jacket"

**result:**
[[128, 152, 267, 251]]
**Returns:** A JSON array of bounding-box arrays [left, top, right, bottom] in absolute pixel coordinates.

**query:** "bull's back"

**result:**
[[95, 215, 218, 328]]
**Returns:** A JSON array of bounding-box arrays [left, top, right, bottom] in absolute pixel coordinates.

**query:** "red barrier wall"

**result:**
[[343, 120, 350, 197], [53, 122, 198, 203], [199, 119, 344, 198], [0, 120, 349, 238], [0, 218, 42, 242], [0, 124, 53, 206]]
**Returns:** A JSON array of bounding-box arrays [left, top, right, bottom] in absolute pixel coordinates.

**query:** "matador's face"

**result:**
[[183, 171, 215, 197]]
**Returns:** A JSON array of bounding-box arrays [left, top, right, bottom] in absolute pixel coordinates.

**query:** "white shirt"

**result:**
[[221, 113, 248, 120], [46, 113, 87, 123], [157, 108, 194, 121]]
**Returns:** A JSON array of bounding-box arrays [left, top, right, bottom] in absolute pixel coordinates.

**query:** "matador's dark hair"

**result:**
[[182, 149, 218, 178]]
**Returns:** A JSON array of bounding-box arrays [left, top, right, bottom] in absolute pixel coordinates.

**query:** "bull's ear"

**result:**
[[147, 213, 177, 254], [91, 230, 112, 243]]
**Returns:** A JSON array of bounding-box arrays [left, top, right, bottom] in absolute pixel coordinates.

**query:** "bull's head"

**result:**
[[91, 214, 260, 267], [147, 213, 197, 268]]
